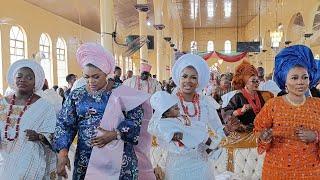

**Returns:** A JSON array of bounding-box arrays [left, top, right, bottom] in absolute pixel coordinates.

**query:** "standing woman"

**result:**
[[0, 59, 57, 179], [220, 60, 273, 178], [166, 53, 225, 179], [254, 45, 320, 179], [54, 43, 147, 180]]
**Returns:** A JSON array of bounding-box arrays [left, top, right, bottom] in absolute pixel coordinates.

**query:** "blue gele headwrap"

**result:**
[[315, 59, 320, 83], [274, 45, 319, 90]]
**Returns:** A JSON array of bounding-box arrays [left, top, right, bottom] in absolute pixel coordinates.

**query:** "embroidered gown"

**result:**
[[254, 97, 320, 179], [53, 86, 143, 180]]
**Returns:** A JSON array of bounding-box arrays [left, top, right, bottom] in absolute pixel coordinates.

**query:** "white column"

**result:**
[[100, 0, 114, 52], [137, 0, 149, 63]]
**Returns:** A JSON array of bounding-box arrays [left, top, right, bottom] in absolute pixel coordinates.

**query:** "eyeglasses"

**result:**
[[249, 80, 260, 84]]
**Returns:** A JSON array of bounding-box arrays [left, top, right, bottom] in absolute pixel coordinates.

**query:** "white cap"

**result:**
[[150, 91, 178, 118]]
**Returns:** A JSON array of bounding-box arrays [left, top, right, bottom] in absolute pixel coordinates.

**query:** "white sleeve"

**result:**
[[155, 81, 162, 92], [148, 119, 181, 143], [203, 96, 226, 148], [123, 77, 135, 87]]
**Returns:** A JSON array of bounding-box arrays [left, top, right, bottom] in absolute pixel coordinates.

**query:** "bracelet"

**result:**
[[258, 137, 272, 144], [315, 131, 319, 143], [38, 134, 45, 142], [236, 108, 243, 116], [115, 129, 121, 140]]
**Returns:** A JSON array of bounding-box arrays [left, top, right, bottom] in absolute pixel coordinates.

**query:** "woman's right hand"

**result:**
[[225, 116, 242, 133], [57, 149, 71, 178], [259, 128, 273, 143], [241, 104, 252, 113], [172, 132, 183, 141]]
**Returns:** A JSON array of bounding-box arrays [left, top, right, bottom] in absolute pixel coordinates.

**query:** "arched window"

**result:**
[[125, 57, 129, 72], [39, 33, 52, 87], [115, 54, 119, 66], [133, 63, 136, 75], [56, 37, 67, 87], [224, 40, 232, 53], [119, 55, 123, 70], [207, 41, 214, 52], [0, 29, 3, 94], [313, 6, 320, 31], [190, 41, 197, 53], [10, 26, 26, 64], [129, 58, 133, 70]]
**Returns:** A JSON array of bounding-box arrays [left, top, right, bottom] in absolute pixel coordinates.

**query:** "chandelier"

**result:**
[[270, 30, 283, 48], [270, 0, 283, 48]]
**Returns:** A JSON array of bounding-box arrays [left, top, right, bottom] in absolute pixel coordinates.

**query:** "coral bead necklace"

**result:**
[[177, 91, 201, 120], [4, 94, 34, 141]]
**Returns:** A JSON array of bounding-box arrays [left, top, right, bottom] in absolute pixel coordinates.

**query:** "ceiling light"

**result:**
[[147, 21, 151, 26], [224, 0, 231, 18]]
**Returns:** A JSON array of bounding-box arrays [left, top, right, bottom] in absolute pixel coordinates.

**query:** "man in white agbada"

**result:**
[[0, 59, 57, 179], [123, 63, 162, 94]]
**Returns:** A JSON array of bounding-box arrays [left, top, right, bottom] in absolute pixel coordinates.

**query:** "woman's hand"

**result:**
[[295, 127, 317, 143], [57, 149, 71, 178], [172, 132, 183, 141], [225, 116, 243, 133], [25, 129, 40, 141], [259, 128, 273, 143], [241, 104, 252, 113], [91, 127, 117, 148], [154, 165, 165, 180]]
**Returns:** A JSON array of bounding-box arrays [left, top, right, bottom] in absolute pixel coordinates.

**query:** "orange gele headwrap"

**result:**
[[232, 60, 258, 90]]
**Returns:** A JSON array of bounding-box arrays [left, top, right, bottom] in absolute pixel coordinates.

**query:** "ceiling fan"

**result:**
[[101, 21, 149, 57]]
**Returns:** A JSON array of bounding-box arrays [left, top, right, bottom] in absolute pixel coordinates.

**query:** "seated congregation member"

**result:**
[[254, 45, 320, 179], [0, 59, 57, 179], [220, 60, 273, 178], [212, 73, 234, 105], [54, 43, 149, 180], [148, 91, 212, 180]]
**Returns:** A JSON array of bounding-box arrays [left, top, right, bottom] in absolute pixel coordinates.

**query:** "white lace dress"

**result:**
[[150, 95, 225, 180]]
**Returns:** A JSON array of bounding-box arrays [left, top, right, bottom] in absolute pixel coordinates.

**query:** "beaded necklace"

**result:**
[[285, 94, 306, 107], [176, 91, 201, 120], [241, 88, 262, 115], [5, 94, 34, 141]]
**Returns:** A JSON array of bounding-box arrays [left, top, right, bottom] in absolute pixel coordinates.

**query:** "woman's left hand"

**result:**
[[91, 127, 117, 148], [295, 128, 317, 143], [25, 129, 40, 141]]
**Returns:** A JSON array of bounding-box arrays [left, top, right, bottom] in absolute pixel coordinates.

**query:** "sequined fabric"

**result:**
[[254, 97, 320, 179]]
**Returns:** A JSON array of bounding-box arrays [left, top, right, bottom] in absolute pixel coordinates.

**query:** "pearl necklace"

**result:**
[[5, 94, 34, 141], [285, 95, 306, 107]]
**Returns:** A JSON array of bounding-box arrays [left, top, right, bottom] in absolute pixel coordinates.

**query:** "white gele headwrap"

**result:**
[[150, 91, 179, 119], [7, 59, 45, 92], [172, 53, 210, 92]]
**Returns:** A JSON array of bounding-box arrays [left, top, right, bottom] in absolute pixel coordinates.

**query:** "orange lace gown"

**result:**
[[254, 97, 320, 180]]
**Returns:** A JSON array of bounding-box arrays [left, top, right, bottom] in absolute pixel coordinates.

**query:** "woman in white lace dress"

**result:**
[[155, 53, 225, 180]]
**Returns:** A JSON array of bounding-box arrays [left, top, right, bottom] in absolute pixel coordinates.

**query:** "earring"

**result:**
[[285, 85, 288, 93]]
